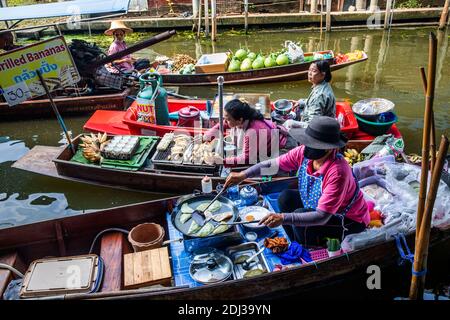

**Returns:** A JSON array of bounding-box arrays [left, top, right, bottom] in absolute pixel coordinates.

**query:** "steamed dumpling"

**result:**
[[180, 213, 192, 223], [212, 223, 229, 235], [196, 222, 214, 237], [188, 220, 201, 235], [196, 201, 221, 213], [181, 203, 194, 214]]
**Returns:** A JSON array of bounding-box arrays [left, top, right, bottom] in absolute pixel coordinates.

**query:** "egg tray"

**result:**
[[101, 136, 140, 161]]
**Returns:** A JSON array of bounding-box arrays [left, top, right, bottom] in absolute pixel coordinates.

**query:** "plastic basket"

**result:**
[[309, 249, 329, 261]]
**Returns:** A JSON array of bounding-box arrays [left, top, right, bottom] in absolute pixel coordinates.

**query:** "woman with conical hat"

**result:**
[[104, 20, 149, 73]]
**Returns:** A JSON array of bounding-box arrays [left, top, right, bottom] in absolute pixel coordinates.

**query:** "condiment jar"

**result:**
[[202, 176, 213, 193]]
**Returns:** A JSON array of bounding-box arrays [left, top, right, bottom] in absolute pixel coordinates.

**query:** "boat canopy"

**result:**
[[0, 0, 131, 21]]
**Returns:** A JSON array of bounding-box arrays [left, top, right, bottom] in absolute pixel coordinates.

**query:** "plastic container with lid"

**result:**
[[189, 248, 233, 285], [178, 106, 200, 127]]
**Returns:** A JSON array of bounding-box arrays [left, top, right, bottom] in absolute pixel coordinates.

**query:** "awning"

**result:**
[[0, 0, 131, 21]]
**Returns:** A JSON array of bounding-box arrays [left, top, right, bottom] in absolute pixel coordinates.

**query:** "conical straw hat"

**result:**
[[104, 20, 133, 36]]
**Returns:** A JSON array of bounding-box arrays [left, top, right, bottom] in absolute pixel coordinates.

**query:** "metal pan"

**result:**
[[171, 193, 239, 238]]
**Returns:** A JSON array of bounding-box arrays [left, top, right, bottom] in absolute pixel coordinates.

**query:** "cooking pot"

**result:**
[[172, 193, 240, 238], [273, 99, 293, 116], [178, 106, 200, 127]]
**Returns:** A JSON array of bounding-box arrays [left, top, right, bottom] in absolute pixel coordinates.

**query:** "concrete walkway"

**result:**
[[59, 8, 444, 32]]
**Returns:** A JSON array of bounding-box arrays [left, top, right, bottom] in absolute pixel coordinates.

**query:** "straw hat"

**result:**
[[104, 20, 133, 36]]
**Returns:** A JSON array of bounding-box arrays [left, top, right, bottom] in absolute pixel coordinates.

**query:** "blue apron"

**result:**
[[297, 153, 360, 240]]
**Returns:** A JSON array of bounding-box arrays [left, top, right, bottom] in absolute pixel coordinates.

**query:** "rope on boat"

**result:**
[[393, 233, 427, 277], [0, 263, 24, 278]]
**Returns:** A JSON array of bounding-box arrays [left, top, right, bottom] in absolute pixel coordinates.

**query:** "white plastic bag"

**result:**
[[284, 41, 304, 63]]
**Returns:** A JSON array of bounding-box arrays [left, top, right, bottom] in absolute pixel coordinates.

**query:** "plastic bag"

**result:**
[[285, 41, 304, 63]]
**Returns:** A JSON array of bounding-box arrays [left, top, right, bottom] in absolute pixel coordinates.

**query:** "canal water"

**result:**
[[0, 26, 449, 228]]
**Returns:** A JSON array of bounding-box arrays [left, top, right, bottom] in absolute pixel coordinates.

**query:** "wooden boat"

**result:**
[[1, 178, 449, 300], [84, 99, 360, 138], [160, 51, 368, 86], [0, 88, 132, 120], [12, 131, 379, 194]]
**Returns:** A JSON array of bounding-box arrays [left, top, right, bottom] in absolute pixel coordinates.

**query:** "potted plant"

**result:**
[[326, 238, 342, 257]]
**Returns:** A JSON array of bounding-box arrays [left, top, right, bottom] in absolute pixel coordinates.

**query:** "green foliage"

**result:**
[[397, 0, 422, 9]]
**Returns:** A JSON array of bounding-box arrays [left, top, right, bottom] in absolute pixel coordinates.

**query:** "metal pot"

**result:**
[[172, 192, 240, 238], [273, 99, 293, 116], [189, 247, 233, 284]]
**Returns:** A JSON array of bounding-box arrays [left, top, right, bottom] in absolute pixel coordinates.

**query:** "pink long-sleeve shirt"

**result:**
[[106, 40, 133, 72], [204, 119, 288, 167], [277, 146, 370, 225]]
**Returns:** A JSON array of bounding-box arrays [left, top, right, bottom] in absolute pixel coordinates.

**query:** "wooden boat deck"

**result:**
[[12, 146, 61, 179]]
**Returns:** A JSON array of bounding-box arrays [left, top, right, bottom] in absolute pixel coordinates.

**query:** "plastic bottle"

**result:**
[[201, 176, 213, 193]]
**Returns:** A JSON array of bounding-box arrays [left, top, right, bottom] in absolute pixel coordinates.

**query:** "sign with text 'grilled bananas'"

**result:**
[[0, 36, 80, 106]]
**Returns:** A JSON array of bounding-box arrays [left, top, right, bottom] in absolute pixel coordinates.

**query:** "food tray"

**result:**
[[225, 242, 270, 280], [151, 140, 218, 174], [101, 135, 140, 160]]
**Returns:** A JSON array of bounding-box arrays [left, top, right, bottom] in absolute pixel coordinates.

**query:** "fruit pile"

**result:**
[[79, 133, 108, 163], [171, 54, 196, 72], [228, 47, 290, 72], [343, 148, 365, 166]]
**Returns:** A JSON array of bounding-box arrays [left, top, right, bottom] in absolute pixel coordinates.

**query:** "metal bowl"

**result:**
[[273, 99, 293, 115], [352, 98, 395, 121]]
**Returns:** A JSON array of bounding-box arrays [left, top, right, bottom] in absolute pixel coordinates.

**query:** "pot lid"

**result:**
[[189, 248, 233, 284]]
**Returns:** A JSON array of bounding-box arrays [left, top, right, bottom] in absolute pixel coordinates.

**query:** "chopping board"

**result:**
[[124, 247, 172, 289]]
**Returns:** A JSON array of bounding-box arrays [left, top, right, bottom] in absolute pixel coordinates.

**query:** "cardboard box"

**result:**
[[195, 53, 229, 74]]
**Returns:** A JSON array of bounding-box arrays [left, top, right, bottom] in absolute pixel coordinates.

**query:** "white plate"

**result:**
[[239, 206, 270, 229]]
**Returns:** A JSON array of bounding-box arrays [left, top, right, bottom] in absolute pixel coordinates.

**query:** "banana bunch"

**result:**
[[79, 132, 108, 163], [344, 148, 364, 166], [407, 153, 422, 165]]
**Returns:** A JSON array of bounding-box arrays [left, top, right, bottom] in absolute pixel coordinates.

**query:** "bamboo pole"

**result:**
[[419, 67, 436, 174], [244, 0, 249, 34], [409, 135, 449, 300], [384, 0, 392, 29], [415, 33, 437, 247], [204, 0, 209, 37], [197, 0, 202, 38], [192, 0, 199, 32], [369, 0, 378, 12], [211, 0, 217, 42], [438, 0, 449, 30], [326, 0, 331, 32], [311, 0, 317, 13], [299, 0, 304, 12]]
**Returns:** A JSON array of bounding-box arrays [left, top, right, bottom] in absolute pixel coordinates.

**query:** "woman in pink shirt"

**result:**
[[203, 99, 295, 167], [225, 116, 369, 247], [104, 21, 150, 74]]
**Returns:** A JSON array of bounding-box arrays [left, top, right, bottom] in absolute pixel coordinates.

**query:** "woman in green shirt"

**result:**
[[284, 60, 336, 129]]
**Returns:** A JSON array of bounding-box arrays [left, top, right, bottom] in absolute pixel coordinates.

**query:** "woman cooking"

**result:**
[[224, 116, 369, 246], [104, 21, 149, 74], [284, 60, 336, 129], [203, 99, 296, 167]]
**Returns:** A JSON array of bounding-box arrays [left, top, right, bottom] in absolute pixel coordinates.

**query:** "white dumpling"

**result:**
[[188, 220, 201, 235], [180, 213, 192, 224], [212, 223, 229, 235], [181, 203, 194, 214], [196, 222, 214, 237]]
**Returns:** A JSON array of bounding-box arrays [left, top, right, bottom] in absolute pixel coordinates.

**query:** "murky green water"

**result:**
[[1, 26, 449, 227]]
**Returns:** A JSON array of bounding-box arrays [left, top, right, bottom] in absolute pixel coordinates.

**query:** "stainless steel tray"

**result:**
[[225, 242, 270, 279]]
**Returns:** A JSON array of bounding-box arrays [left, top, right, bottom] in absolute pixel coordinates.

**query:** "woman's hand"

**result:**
[[259, 213, 284, 228], [224, 171, 246, 189]]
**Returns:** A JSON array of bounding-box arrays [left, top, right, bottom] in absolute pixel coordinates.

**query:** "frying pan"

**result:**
[[171, 193, 240, 238]]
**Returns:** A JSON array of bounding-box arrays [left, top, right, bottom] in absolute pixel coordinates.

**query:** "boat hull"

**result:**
[[0, 88, 131, 120], [161, 55, 367, 86]]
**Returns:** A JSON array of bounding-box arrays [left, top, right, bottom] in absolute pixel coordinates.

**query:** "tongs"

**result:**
[[191, 187, 227, 226]]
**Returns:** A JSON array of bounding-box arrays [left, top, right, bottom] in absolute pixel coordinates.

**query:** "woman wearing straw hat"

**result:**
[[224, 116, 369, 247], [104, 20, 149, 73]]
